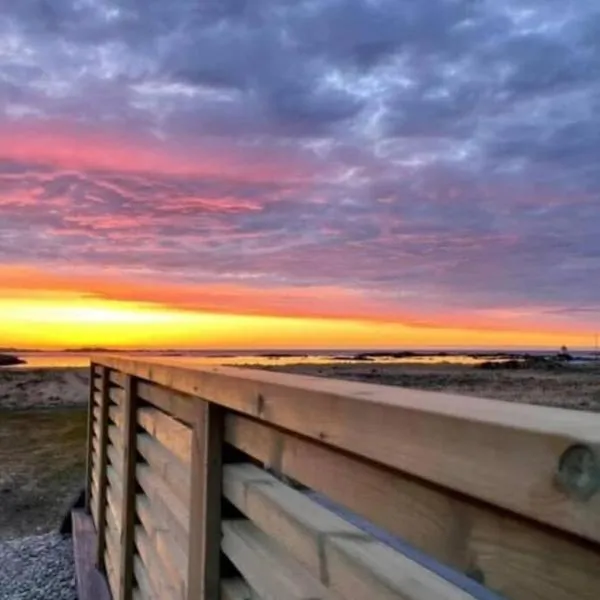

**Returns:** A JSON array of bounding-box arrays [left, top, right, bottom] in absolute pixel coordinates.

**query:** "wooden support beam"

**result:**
[[95, 366, 111, 570], [85, 363, 98, 513], [118, 374, 139, 600], [186, 401, 225, 600]]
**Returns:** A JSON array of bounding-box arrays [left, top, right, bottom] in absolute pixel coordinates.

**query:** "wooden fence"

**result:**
[[84, 355, 600, 600]]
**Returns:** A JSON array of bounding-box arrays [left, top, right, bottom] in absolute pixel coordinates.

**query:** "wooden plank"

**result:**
[[106, 465, 123, 500], [134, 556, 155, 600], [221, 578, 263, 600], [186, 401, 224, 600], [105, 515, 121, 580], [138, 381, 196, 425], [109, 370, 126, 388], [106, 484, 122, 536], [137, 407, 192, 465], [108, 424, 123, 450], [94, 356, 600, 545], [224, 463, 475, 600], [108, 443, 124, 477], [226, 415, 600, 600], [109, 385, 125, 405], [135, 525, 182, 600], [105, 546, 120, 600], [136, 494, 187, 585], [72, 509, 111, 600], [118, 374, 139, 600], [109, 405, 124, 429], [221, 520, 330, 600], [136, 463, 189, 541], [85, 363, 98, 513], [95, 367, 111, 570], [137, 433, 190, 506]]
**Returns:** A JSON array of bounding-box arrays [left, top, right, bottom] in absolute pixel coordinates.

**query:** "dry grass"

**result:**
[[0, 409, 87, 540]]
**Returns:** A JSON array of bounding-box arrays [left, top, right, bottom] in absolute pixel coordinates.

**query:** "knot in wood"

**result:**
[[556, 444, 600, 501]]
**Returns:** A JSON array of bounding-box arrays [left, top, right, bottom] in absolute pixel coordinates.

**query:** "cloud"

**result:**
[[0, 0, 598, 337]]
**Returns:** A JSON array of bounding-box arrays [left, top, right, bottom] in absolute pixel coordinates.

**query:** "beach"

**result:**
[[1, 359, 598, 540]]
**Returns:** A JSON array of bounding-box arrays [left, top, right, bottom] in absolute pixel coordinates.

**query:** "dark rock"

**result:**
[[0, 353, 26, 366]]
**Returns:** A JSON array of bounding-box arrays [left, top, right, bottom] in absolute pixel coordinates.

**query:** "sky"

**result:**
[[0, 0, 599, 349]]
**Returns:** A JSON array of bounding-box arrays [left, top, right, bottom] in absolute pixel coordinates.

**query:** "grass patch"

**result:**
[[0, 408, 87, 539]]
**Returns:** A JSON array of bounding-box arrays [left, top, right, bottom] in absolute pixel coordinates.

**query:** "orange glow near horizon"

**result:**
[[0, 293, 590, 350]]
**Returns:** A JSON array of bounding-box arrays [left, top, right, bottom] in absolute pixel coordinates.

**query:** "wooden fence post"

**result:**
[[118, 374, 139, 600], [187, 401, 225, 600], [95, 367, 111, 569], [84, 363, 97, 514]]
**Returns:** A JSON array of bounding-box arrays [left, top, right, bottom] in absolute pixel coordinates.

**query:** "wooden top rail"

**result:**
[[84, 355, 600, 600]]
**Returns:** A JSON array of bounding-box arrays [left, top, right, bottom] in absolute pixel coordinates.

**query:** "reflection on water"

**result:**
[[11, 352, 513, 369]]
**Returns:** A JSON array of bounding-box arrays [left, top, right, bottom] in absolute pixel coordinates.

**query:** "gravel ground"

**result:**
[[0, 533, 77, 600]]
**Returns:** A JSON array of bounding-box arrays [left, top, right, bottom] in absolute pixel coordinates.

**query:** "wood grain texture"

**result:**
[[135, 525, 183, 600], [134, 556, 155, 600], [136, 464, 189, 539], [226, 415, 600, 600], [93, 356, 600, 546], [186, 401, 224, 600], [223, 463, 475, 600], [109, 370, 126, 388], [108, 424, 123, 451], [118, 374, 139, 600], [109, 386, 125, 406], [221, 520, 332, 600], [109, 406, 124, 429], [137, 381, 197, 426], [72, 509, 111, 600], [137, 433, 190, 506], [137, 407, 192, 465], [221, 578, 263, 600], [137, 494, 187, 586]]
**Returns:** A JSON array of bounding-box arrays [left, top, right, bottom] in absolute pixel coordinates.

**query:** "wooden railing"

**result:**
[[85, 355, 600, 600]]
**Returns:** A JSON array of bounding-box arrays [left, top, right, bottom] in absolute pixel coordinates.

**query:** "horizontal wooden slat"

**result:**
[[226, 415, 600, 600], [108, 424, 122, 449], [94, 357, 600, 546], [137, 381, 196, 425], [106, 484, 122, 536], [224, 463, 475, 600], [109, 406, 124, 429], [136, 464, 189, 542], [135, 525, 183, 600], [91, 433, 100, 458], [107, 444, 124, 477], [221, 578, 263, 600], [109, 385, 125, 405], [109, 370, 126, 388], [137, 407, 191, 465], [134, 556, 155, 600], [137, 433, 190, 505], [105, 549, 119, 600], [222, 520, 330, 600], [136, 494, 187, 587]]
